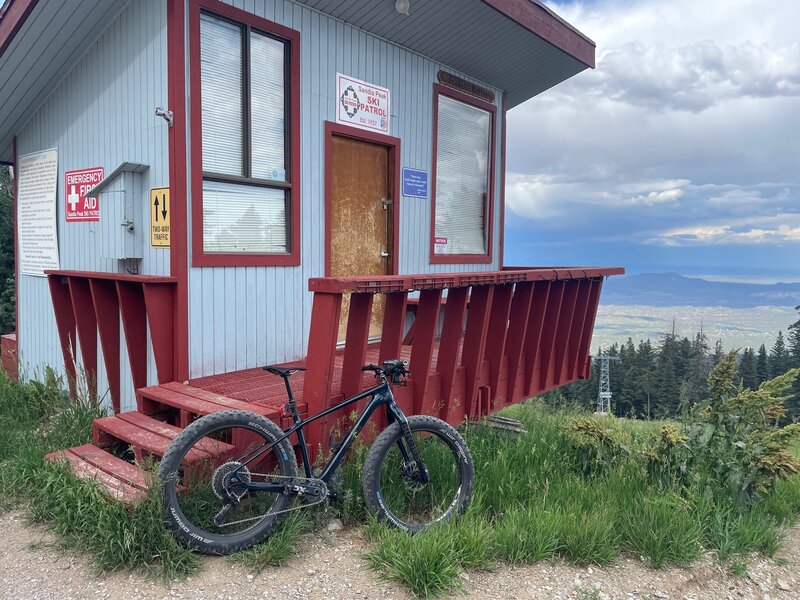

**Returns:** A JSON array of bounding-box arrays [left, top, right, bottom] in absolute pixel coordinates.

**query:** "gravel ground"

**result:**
[[1, 511, 798, 600]]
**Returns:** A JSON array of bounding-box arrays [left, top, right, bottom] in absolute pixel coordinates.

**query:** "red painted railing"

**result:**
[[302, 266, 624, 450], [46, 270, 177, 412]]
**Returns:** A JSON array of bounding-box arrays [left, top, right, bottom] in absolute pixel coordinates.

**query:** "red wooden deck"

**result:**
[[44, 266, 623, 501]]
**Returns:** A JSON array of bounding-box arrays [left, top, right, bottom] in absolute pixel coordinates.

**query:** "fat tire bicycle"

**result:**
[[159, 359, 475, 555]]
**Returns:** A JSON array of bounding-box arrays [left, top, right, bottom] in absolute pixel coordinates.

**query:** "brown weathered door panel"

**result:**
[[330, 135, 392, 341]]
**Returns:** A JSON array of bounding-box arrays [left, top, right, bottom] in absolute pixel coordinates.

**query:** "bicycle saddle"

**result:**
[[263, 365, 307, 377]]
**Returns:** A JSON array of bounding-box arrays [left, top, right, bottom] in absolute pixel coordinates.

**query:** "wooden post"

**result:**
[[89, 279, 121, 413], [485, 284, 514, 406], [47, 276, 78, 400], [67, 277, 98, 403], [461, 286, 494, 419], [436, 286, 469, 421], [523, 281, 551, 396], [379, 292, 407, 364], [303, 292, 342, 455], [504, 281, 535, 405], [408, 289, 442, 414], [116, 281, 148, 393], [142, 283, 175, 384], [553, 280, 580, 386], [534, 281, 564, 393], [340, 292, 374, 404]]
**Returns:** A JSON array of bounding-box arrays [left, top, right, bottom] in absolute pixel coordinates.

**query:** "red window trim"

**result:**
[[323, 121, 402, 277], [189, 0, 301, 267], [429, 83, 496, 265]]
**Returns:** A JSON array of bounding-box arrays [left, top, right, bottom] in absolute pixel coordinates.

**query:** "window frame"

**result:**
[[189, 0, 301, 267], [429, 83, 496, 265]]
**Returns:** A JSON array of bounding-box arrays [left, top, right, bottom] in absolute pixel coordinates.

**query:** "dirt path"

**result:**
[[1, 511, 798, 600]]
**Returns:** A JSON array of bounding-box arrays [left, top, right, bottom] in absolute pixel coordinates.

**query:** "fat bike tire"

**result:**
[[362, 415, 474, 532], [158, 410, 298, 555]]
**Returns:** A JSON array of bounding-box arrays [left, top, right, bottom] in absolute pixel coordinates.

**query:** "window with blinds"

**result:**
[[433, 94, 492, 256], [200, 12, 290, 254]]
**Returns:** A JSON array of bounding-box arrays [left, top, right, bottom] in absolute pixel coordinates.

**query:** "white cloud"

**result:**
[[504, 0, 800, 259]]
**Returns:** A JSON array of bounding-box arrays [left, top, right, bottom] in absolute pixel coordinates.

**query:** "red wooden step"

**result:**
[[44, 444, 147, 502], [137, 383, 282, 421], [93, 412, 235, 465]]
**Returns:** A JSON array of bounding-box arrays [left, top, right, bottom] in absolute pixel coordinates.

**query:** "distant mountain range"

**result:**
[[602, 273, 800, 308]]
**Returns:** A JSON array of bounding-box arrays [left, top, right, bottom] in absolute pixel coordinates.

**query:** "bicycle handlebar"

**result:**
[[362, 360, 409, 384]]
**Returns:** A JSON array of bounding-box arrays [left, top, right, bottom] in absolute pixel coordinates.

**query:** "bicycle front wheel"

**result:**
[[362, 415, 475, 531], [158, 410, 298, 555]]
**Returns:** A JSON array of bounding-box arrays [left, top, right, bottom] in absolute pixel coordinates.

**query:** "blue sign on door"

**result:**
[[402, 168, 428, 198]]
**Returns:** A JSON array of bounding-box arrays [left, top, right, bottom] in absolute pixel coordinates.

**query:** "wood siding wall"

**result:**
[[187, 0, 504, 378], [16, 0, 169, 412], [15, 0, 506, 410]]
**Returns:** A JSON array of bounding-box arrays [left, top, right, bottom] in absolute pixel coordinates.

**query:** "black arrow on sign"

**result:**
[[154, 196, 160, 222], [162, 193, 168, 221]]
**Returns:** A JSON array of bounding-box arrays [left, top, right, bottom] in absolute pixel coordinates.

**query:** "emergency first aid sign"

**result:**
[[65, 167, 104, 222], [336, 73, 390, 134]]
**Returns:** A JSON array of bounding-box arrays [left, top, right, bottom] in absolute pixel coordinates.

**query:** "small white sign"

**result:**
[[17, 149, 60, 277], [336, 73, 390, 134]]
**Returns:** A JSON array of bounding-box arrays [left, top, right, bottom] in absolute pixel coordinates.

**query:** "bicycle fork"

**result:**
[[387, 402, 431, 485]]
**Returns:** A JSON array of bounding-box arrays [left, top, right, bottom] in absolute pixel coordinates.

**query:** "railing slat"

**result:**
[[67, 278, 98, 402], [47, 276, 78, 399], [553, 280, 580, 386], [378, 292, 407, 364], [408, 289, 442, 414], [568, 280, 593, 380], [340, 293, 374, 402], [578, 279, 604, 378], [303, 292, 343, 454], [142, 283, 175, 385], [534, 281, 565, 393], [461, 286, 494, 419], [523, 281, 551, 396], [116, 281, 148, 393], [485, 284, 514, 406], [436, 286, 469, 422], [503, 281, 535, 405], [89, 279, 121, 413]]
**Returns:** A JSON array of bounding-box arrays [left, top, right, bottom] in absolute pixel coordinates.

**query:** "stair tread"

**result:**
[[45, 444, 146, 502], [161, 382, 282, 418], [139, 384, 280, 418], [94, 413, 235, 463]]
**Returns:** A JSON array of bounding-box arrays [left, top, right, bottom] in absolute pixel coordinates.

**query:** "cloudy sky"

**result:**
[[504, 0, 800, 283]]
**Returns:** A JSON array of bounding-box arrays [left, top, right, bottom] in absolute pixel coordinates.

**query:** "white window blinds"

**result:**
[[199, 12, 290, 254], [250, 31, 286, 181], [434, 95, 492, 256], [202, 180, 287, 254], [200, 14, 243, 176]]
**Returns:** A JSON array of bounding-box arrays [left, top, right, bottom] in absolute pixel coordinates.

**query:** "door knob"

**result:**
[[380, 250, 390, 258]]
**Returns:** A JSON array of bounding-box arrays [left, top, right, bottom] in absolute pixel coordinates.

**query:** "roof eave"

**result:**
[[0, 0, 38, 59], [481, 0, 596, 69]]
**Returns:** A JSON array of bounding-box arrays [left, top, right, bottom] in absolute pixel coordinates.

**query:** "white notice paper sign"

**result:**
[[18, 149, 60, 277], [336, 73, 390, 134]]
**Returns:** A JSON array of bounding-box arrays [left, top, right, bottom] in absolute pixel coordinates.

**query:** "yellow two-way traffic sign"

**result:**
[[150, 187, 170, 247]]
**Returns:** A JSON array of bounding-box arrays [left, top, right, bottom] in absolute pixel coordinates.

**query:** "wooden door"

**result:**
[[330, 135, 393, 341]]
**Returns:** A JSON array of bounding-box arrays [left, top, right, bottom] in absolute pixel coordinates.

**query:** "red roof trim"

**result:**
[[481, 0, 596, 69], [0, 0, 38, 58]]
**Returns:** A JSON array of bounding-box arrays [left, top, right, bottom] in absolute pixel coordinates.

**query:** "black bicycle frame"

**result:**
[[232, 379, 409, 493]]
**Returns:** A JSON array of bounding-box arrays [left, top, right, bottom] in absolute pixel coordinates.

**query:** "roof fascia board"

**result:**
[[0, 0, 38, 58], [481, 0, 595, 68]]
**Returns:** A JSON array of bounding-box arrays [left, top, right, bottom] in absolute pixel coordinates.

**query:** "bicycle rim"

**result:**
[[164, 422, 292, 538], [376, 428, 464, 528]]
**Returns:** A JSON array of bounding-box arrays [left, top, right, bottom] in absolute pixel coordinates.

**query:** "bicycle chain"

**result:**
[[214, 472, 328, 528]]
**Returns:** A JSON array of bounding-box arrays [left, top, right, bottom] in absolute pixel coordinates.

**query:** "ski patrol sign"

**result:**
[[65, 167, 104, 222]]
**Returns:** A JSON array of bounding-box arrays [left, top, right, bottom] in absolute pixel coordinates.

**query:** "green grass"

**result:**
[[3, 373, 800, 597]]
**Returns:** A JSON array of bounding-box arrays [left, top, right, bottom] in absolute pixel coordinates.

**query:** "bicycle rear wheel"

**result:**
[[362, 415, 474, 531], [159, 410, 297, 555]]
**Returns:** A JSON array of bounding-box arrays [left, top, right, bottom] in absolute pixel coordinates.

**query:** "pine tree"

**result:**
[[770, 331, 791, 378], [738, 347, 758, 390], [788, 305, 800, 369], [756, 344, 770, 384], [682, 331, 710, 410]]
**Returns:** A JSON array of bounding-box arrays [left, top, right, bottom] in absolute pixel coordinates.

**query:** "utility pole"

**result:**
[[591, 352, 620, 414]]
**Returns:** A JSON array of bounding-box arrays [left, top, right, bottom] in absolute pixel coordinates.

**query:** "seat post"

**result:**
[[281, 374, 301, 423]]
